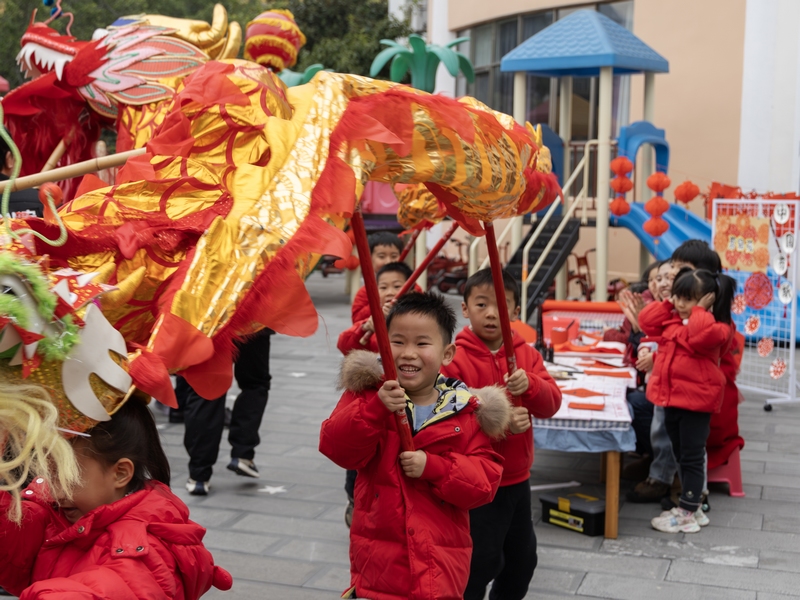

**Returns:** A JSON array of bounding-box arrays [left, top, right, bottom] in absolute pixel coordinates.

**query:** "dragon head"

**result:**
[[16, 21, 90, 81]]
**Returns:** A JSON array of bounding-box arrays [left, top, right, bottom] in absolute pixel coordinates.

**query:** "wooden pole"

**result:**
[[595, 66, 613, 302], [41, 138, 69, 173], [484, 221, 520, 406], [351, 210, 415, 452], [399, 228, 421, 262], [0, 148, 146, 193]]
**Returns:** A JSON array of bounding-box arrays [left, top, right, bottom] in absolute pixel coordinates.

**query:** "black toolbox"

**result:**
[[540, 491, 605, 536]]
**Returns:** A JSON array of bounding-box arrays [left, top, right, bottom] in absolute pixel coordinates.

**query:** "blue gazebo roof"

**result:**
[[500, 10, 669, 77]]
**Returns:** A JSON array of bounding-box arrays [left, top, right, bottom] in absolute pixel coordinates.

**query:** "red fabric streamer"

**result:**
[[128, 350, 178, 408]]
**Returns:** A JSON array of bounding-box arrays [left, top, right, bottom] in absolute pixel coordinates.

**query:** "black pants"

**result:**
[[664, 406, 711, 512], [345, 469, 357, 501], [627, 389, 654, 456], [183, 329, 272, 482], [464, 480, 538, 600]]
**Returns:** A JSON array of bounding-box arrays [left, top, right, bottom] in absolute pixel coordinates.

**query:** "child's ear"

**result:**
[[441, 342, 457, 366], [512, 304, 521, 320], [112, 458, 135, 490], [461, 301, 469, 319]]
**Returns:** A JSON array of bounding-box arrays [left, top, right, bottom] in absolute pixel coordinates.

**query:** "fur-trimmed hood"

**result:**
[[338, 350, 511, 439]]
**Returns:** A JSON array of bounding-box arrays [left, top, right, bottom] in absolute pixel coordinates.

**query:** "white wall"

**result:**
[[738, 0, 800, 193], [429, 0, 456, 96]]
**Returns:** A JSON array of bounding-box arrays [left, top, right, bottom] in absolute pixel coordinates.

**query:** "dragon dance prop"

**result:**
[[0, 3, 558, 493]]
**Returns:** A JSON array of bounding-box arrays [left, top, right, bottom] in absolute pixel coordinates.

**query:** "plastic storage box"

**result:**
[[540, 491, 605, 536]]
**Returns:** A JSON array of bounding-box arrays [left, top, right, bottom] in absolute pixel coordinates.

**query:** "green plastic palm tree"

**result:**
[[369, 34, 474, 93], [278, 64, 330, 87]]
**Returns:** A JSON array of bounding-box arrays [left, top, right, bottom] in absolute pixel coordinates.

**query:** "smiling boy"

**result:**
[[320, 292, 511, 600]]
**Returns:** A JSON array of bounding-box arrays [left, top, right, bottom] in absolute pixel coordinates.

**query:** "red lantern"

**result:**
[[610, 197, 631, 216], [674, 181, 700, 206], [610, 156, 634, 176], [647, 172, 671, 193], [645, 196, 669, 218], [609, 155, 634, 217], [643, 216, 669, 237], [38, 182, 63, 207]]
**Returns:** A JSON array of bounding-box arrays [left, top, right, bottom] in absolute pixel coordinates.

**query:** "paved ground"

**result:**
[[157, 272, 800, 599]]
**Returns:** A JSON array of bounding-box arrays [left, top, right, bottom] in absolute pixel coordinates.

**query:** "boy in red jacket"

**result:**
[[442, 268, 562, 600], [338, 261, 413, 355], [320, 292, 511, 600], [351, 232, 404, 323]]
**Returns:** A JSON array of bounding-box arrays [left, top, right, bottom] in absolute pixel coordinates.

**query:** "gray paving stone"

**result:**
[[537, 547, 669, 579], [740, 459, 766, 473], [302, 565, 352, 592], [204, 579, 339, 599], [536, 523, 604, 550], [202, 528, 282, 554], [619, 503, 764, 530], [667, 560, 800, 595], [273, 539, 351, 566], [231, 513, 349, 544], [758, 549, 800, 574], [601, 535, 759, 567], [762, 485, 800, 503], [693, 525, 800, 552], [762, 513, 800, 533], [528, 567, 585, 594], [577, 572, 756, 600], [210, 550, 323, 586]]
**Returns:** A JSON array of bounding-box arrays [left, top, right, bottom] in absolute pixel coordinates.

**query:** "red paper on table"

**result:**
[[577, 361, 625, 369], [568, 401, 606, 411], [584, 369, 632, 378], [561, 388, 608, 398]]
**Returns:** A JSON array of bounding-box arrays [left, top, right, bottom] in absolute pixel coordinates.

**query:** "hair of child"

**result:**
[[76, 398, 171, 493], [671, 267, 736, 324], [377, 261, 413, 280], [0, 382, 80, 523], [642, 260, 662, 283], [671, 240, 722, 273], [368, 231, 404, 254], [462, 267, 520, 308], [386, 291, 457, 344]]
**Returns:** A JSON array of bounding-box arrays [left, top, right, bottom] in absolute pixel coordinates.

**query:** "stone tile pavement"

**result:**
[[156, 273, 800, 599]]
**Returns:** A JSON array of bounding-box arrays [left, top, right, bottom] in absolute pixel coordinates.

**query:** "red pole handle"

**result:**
[[359, 221, 459, 345], [484, 221, 521, 407], [351, 211, 415, 452], [398, 228, 421, 262]]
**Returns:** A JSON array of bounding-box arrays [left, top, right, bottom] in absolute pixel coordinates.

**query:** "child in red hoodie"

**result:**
[[351, 232, 404, 323], [441, 268, 561, 600], [338, 262, 412, 355], [0, 396, 232, 599]]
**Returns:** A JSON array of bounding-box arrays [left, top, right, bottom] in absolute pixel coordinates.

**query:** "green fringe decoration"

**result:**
[[0, 293, 30, 329], [38, 314, 80, 362], [0, 253, 57, 320]]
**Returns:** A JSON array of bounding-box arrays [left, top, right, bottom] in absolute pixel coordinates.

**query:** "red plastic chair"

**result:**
[[707, 446, 745, 497]]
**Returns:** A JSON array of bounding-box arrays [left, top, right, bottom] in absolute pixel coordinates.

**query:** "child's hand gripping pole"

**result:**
[[359, 221, 459, 346], [351, 211, 415, 452], [484, 221, 521, 407]]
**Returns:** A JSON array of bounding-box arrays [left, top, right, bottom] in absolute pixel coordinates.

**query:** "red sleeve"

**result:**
[[0, 493, 49, 596], [351, 286, 371, 324], [602, 324, 629, 344], [337, 321, 371, 356], [419, 427, 503, 510], [319, 389, 392, 470], [638, 300, 673, 336], [686, 307, 733, 353], [20, 563, 166, 600], [516, 344, 562, 418]]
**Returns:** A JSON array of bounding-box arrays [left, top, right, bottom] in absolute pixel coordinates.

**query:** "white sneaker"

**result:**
[[227, 458, 260, 478], [695, 507, 710, 527], [651, 507, 700, 533], [186, 479, 210, 496]]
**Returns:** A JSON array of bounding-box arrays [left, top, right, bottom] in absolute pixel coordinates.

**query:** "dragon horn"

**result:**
[[100, 266, 146, 310]]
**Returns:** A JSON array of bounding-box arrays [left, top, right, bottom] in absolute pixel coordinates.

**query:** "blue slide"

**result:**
[[612, 202, 710, 259], [612, 202, 799, 342]]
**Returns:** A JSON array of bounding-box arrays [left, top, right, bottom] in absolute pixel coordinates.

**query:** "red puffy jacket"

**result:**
[[0, 480, 232, 599], [319, 351, 508, 600], [639, 301, 733, 413], [442, 327, 562, 486], [337, 319, 379, 355]]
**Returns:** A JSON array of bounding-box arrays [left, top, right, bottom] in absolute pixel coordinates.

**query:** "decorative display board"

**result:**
[[713, 199, 799, 409]]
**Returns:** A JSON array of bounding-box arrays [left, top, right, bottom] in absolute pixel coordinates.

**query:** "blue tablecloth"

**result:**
[[534, 425, 636, 453]]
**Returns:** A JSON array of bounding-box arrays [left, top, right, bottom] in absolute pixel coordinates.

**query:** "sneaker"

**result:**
[[626, 477, 671, 503], [344, 499, 354, 528], [694, 507, 710, 527], [227, 458, 260, 478], [186, 479, 209, 496], [651, 507, 700, 533], [701, 492, 711, 513]]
